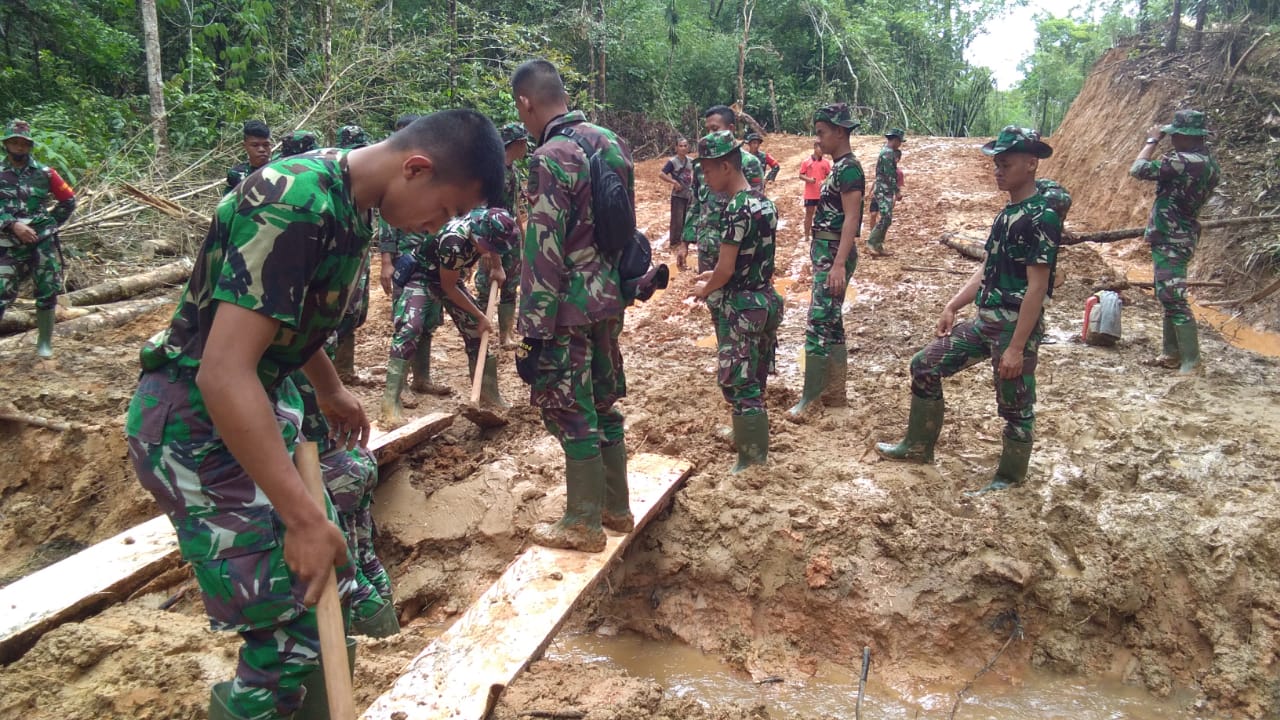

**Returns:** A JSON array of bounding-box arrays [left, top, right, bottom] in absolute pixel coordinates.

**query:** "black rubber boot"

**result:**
[[821, 344, 848, 407], [875, 396, 944, 463], [530, 455, 606, 552], [351, 600, 400, 638], [731, 412, 769, 474], [788, 353, 828, 417], [380, 358, 408, 426], [295, 637, 357, 720], [600, 442, 633, 533], [36, 308, 55, 359], [1174, 321, 1202, 375], [966, 437, 1033, 495]]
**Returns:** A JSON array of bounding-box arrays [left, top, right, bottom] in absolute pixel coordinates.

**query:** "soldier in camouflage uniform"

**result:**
[[510, 59, 634, 553], [0, 119, 77, 358], [226, 120, 272, 193], [381, 207, 516, 425], [876, 126, 1062, 495], [790, 103, 865, 416], [124, 110, 504, 720], [691, 131, 784, 473], [866, 128, 904, 255], [331, 125, 374, 382], [475, 121, 529, 348], [1130, 109, 1221, 375], [276, 129, 319, 159], [744, 132, 781, 187]]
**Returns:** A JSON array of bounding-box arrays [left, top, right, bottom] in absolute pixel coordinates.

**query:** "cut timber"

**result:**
[[0, 516, 181, 664], [939, 232, 986, 260], [62, 258, 193, 307], [0, 306, 93, 334], [0, 413, 454, 664], [360, 452, 693, 720], [1059, 215, 1280, 246], [0, 295, 173, 348]]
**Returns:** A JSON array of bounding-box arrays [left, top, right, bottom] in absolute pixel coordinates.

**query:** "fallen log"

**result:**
[[0, 411, 454, 664], [0, 406, 97, 432], [1060, 216, 1280, 246], [120, 182, 207, 227], [1199, 276, 1280, 308], [62, 258, 193, 307], [0, 306, 94, 334], [1092, 279, 1228, 293], [0, 295, 173, 349], [903, 265, 969, 276], [939, 232, 986, 260]]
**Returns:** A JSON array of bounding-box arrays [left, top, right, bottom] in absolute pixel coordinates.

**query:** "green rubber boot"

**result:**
[[967, 436, 1033, 495], [498, 302, 516, 348], [866, 227, 887, 255], [821, 344, 848, 407], [1174, 321, 1202, 375], [332, 333, 356, 381], [1157, 316, 1180, 368], [409, 335, 450, 396], [380, 358, 408, 426], [480, 354, 509, 408], [788, 353, 829, 417], [731, 412, 769, 474], [351, 600, 400, 638], [208, 682, 251, 720], [530, 455, 606, 552], [295, 637, 357, 720], [36, 308, 55, 359], [875, 396, 944, 463], [600, 441, 634, 533]]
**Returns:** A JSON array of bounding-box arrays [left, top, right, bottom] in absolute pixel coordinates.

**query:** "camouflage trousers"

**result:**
[[388, 276, 445, 361], [126, 369, 367, 720], [716, 290, 784, 415], [872, 193, 895, 233], [909, 307, 1042, 443], [0, 237, 63, 316], [335, 263, 371, 341], [532, 317, 627, 461], [322, 446, 393, 602], [475, 250, 520, 306], [1151, 240, 1195, 326], [805, 235, 858, 355]]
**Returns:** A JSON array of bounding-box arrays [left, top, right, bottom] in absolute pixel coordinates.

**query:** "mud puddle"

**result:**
[[550, 631, 1202, 719]]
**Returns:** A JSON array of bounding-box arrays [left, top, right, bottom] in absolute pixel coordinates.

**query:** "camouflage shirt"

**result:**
[[975, 192, 1062, 311], [720, 189, 777, 297], [225, 161, 257, 193], [411, 208, 517, 285], [686, 148, 765, 242], [1034, 179, 1072, 221], [1129, 145, 1220, 244], [0, 157, 76, 247], [502, 162, 525, 215], [521, 111, 632, 339], [874, 145, 898, 200], [377, 218, 430, 256], [812, 152, 865, 236], [139, 149, 373, 390]]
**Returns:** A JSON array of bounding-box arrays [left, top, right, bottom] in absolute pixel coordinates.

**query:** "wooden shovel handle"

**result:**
[[469, 279, 501, 405]]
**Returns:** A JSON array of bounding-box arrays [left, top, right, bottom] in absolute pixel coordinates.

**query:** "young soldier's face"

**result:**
[[704, 115, 732, 133], [4, 138, 33, 164], [383, 165, 484, 235], [243, 136, 272, 168], [814, 122, 845, 155], [747, 140, 761, 154], [993, 153, 1037, 192], [700, 157, 735, 194], [505, 139, 528, 164]]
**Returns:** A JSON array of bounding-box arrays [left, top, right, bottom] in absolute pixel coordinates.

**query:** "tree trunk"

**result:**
[[62, 259, 194, 307], [448, 0, 457, 99], [597, 0, 607, 108], [0, 296, 175, 350], [1166, 0, 1182, 52], [1138, 0, 1150, 33], [1190, 0, 1208, 52], [138, 0, 169, 171], [320, 0, 334, 87], [736, 0, 755, 110], [768, 79, 779, 131]]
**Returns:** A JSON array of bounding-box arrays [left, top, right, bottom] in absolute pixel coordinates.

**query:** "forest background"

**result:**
[[1, 0, 1276, 188]]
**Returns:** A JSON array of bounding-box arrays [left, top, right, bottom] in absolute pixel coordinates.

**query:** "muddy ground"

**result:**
[[2, 132, 1279, 719]]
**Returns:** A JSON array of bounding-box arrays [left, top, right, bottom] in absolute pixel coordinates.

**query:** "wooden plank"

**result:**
[[360, 452, 693, 720], [0, 413, 455, 663]]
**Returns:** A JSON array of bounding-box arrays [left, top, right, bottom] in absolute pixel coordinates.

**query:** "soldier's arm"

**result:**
[[521, 154, 570, 339], [440, 266, 489, 326], [937, 267, 984, 337]]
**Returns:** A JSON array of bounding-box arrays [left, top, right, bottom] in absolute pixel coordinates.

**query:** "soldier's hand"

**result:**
[[1146, 125, 1165, 142], [825, 265, 847, 293], [318, 386, 370, 450], [379, 263, 394, 295], [692, 280, 710, 299], [936, 307, 957, 337], [477, 315, 495, 339], [11, 222, 38, 245], [998, 346, 1024, 379], [284, 514, 349, 606]]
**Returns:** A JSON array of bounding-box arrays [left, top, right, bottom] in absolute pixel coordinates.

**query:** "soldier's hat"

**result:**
[[813, 103, 860, 130], [744, 131, 763, 143], [982, 125, 1053, 159], [281, 130, 319, 157], [3, 119, 33, 143], [471, 207, 518, 254], [697, 130, 741, 161], [338, 125, 370, 149], [885, 128, 906, 141], [500, 122, 529, 146], [1161, 109, 1210, 137]]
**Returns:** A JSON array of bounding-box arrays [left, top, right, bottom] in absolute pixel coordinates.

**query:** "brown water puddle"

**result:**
[[550, 632, 1203, 719], [1123, 267, 1280, 358]]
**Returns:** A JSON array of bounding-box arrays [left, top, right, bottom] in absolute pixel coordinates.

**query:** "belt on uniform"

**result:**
[[812, 230, 841, 242]]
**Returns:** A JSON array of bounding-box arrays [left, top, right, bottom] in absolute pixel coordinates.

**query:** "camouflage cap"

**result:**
[[1161, 109, 1209, 137], [2, 119, 33, 143], [744, 131, 763, 143], [471, 207, 518, 254], [885, 127, 906, 140], [337, 125, 370, 149], [281, 130, 319, 157], [697, 130, 741, 161], [981, 125, 1053, 159], [500, 122, 529, 146], [813, 103, 859, 130]]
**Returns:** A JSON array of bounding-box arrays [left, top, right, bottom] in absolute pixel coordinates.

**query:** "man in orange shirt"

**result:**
[[798, 140, 830, 244]]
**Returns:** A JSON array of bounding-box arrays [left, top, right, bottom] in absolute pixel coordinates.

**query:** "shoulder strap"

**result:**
[[550, 125, 598, 239]]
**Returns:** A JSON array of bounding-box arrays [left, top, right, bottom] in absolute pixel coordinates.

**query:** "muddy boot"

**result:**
[[530, 455, 606, 552], [1174, 321, 1202, 375], [351, 600, 400, 638], [409, 336, 450, 396], [36, 308, 55, 359], [380, 358, 408, 426], [332, 333, 356, 382], [600, 442, 634, 533], [866, 227, 887, 255], [821, 344, 848, 407], [966, 437, 1032, 495], [875, 396, 944, 463], [497, 302, 516, 348], [480, 354, 509, 409], [788, 353, 828, 417], [295, 637, 357, 720], [1144, 316, 1180, 368], [209, 682, 251, 720], [731, 412, 769, 474]]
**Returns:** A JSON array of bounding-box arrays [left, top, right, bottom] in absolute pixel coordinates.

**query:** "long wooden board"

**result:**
[[360, 452, 693, 720], [0, 412, 454, 664]]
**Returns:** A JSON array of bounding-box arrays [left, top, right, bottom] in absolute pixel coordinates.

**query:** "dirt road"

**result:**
[[2, 133, 1278, 718]]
